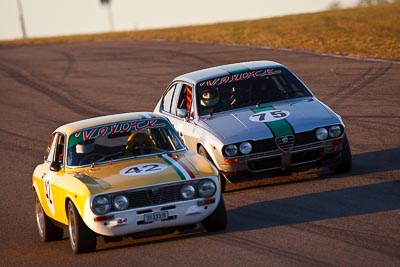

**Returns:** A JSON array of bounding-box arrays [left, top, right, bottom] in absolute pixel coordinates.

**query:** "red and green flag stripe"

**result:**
[[161, 154, 195, 180]]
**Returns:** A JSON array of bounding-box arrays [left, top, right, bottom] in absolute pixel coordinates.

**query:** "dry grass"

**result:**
[[1, 3, 399, 60]]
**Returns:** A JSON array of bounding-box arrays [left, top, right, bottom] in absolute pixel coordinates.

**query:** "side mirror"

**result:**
[[176, 108, 187, 119], [50, 161, 61, 172]]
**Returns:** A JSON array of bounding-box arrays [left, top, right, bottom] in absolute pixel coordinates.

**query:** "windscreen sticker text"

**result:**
[[199, 68, 282, 87], [69, 119, 165, 147]]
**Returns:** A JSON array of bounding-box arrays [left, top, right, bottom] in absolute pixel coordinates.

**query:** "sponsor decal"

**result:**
[[117, 218, 128, 225], [120, 163, 168, 176], [109, 217, 128, 227], [69, 118, 166, 148], [43, 172, 56, 216], [251, 106, 294, 137], [199, 68, 283, 87]]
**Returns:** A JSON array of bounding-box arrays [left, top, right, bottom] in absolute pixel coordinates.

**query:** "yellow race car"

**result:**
[[32, 112, 227, 253]]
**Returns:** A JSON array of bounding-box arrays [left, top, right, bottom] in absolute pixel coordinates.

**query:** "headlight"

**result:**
[[92, 196, 111, 215], [113, 195, 129, 211], [239, 142, 252, 154], [316, 127, 328, 140], [224, 144, 238, 157], [180, 184, 195, 199], [329, 125, 341, 138], [198, 180, 216, 198]]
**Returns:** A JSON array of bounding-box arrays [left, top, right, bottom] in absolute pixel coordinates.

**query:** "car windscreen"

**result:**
[[196, 67, 311, 116], [67, 118, 185, 167]]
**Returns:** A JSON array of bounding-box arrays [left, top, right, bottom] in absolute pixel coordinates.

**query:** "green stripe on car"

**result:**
[[252, 106, 294, 137]]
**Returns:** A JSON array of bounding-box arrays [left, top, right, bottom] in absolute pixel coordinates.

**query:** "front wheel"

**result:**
[[35, 193, 63, 242], [201, 196, 228, 232], [330, 134, 352, 174], [67, 201, 96, 254]]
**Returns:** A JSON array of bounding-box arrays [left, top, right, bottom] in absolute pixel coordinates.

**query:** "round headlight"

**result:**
[[329, 125, 341, 138], [239, 142, 252, 154], [316, 128, 328, 141], [113, 195, 129, 211], [224, 144, 238, 157], [198, 180, 216, 198], [92, 196, 111, 215], [180, 184, 195, 200]]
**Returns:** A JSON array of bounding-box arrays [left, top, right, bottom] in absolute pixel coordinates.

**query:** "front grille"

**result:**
[[125, 184, 184, 209], [275, 135, 295, 152], [251, 138, 277, 153], [108, 182, 196, 212]]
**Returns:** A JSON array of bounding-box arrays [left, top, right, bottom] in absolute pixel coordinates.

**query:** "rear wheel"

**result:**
[[330, 134, 352, 174], [35, 193, 63, 241], [198, 145, 226, 192], [67, 201, 96, 254], [202, 196, 228, 232]]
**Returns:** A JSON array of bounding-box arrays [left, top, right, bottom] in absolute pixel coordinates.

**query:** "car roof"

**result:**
[[54, 112, 166, 136], [173, 60, 285, 84]]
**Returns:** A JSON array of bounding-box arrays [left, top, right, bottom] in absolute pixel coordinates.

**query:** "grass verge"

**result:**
[[1, 3, 399, 60]]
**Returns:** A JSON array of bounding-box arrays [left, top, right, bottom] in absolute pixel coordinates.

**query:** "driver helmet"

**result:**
[[200, 87, 219, 107]]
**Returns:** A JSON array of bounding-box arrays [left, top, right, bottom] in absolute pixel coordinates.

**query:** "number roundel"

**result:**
[[249, 110, 290, 123], [120, 163, 168, 176]]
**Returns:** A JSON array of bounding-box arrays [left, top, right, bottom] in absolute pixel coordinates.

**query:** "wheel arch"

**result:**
[[197, 142, 220, 168]]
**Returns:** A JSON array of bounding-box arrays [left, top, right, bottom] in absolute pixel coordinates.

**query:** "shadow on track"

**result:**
[[351, 147, 400, 174], [50, 148, 400, 253], [227, 180, 400, 232]]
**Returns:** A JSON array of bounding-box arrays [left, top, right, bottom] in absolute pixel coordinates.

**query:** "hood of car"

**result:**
[[200, 98, 341, 143], [73, 151, 217, 193]]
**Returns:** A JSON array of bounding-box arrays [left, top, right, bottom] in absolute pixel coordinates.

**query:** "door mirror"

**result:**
[[50, 161, 61, 172], [176, 108, 187, 118]]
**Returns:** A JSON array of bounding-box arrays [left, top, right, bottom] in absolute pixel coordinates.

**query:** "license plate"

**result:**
[[144, 211, 169, 223]]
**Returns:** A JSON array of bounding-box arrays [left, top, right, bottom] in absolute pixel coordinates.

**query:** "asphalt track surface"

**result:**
[[0, 40, 399, 266]]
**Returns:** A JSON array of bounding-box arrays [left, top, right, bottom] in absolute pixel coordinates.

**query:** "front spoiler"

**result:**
[[83, 196, 220, 237], [219, 138, 344, 183]]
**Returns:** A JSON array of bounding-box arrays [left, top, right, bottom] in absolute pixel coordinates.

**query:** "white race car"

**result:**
[[154, 61, 352, 191]]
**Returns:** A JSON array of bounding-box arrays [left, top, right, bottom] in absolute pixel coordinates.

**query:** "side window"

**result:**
[[56, 134, 65, 167], [162, 83, 184, 116], [44, 133, 57, 163], [162, 84, 177, 113], [44, 133, 65, 166], [170, 83, 182, 115], [176, 84, 193, 116]]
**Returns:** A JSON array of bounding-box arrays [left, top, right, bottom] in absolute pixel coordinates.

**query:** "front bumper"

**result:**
[[83, 195, 220, 236], [218, 137, 344, 180]]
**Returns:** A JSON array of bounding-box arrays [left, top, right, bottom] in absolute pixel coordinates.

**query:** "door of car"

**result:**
[[160, 82, 198, 152], [41, 132, 65, 217]]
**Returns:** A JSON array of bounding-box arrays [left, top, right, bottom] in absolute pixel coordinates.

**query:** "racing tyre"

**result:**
[[35, 193, 64, 242], [330, 134, 352, 174], [218, 172, 227, 193], [198, 145, 226, 192], [67, 201, 96, 254], [201, 196, 228, 232]]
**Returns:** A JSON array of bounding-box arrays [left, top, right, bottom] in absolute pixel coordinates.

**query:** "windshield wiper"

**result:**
[[131, 146, 168, 153], [91, 150, 125, 168]]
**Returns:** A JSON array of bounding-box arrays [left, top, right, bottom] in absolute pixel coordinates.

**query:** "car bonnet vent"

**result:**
[[275, 135, 295, 152]]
